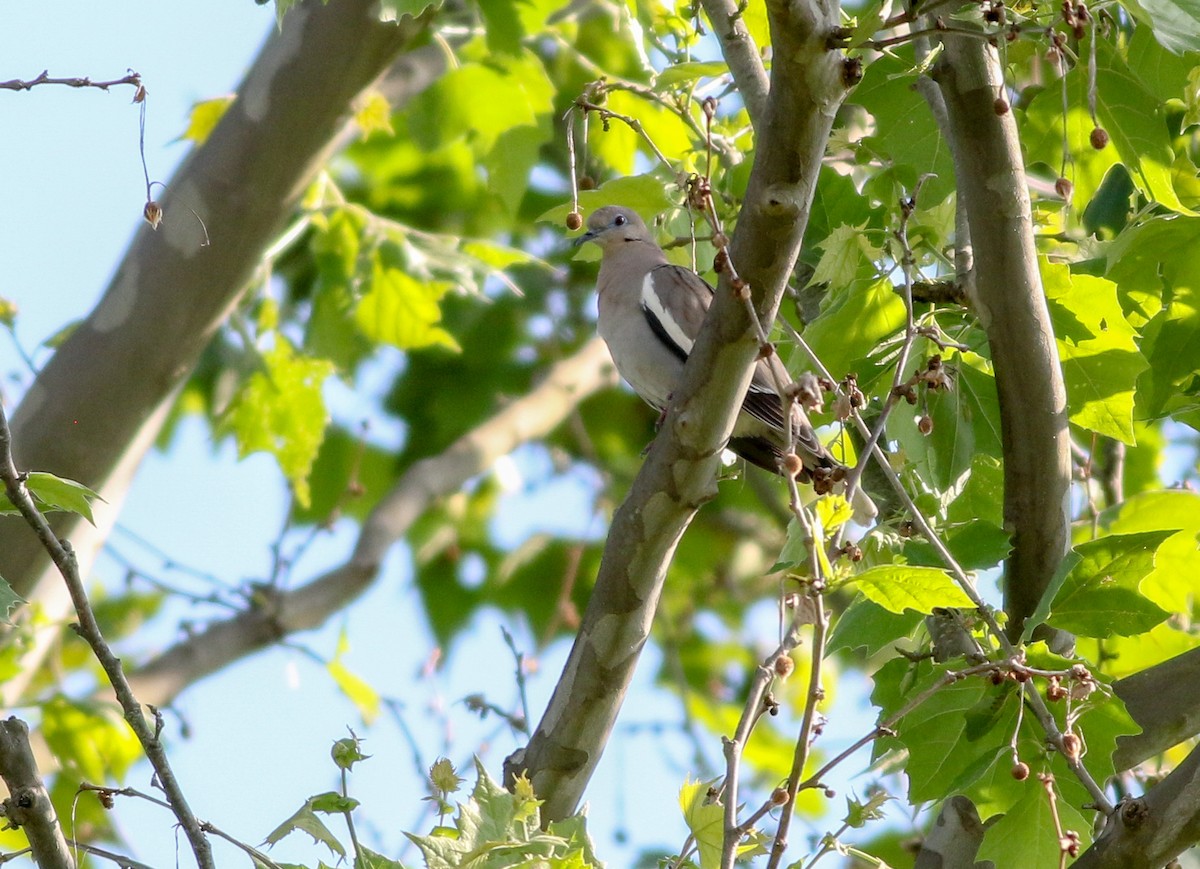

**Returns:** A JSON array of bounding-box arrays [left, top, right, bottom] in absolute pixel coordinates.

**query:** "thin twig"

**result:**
[[0, 405, 214, 869], [0, 71, 142, 92]]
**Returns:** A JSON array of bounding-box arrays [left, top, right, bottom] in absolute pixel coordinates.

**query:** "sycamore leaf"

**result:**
[[0, 578, 22, 625], [376, 0, 444, 21], [41, 697, 142, 784], [1043, 261, 1148, 443], [180, 95, 235, 145], [355, 260, 460, 352], [354, 91, 394, 140], [811, 223, 881, 287], [354, 848, 407, 869], [263, 798, 347, 857], [12, 472, 104, 525], [1047, 531, 1174, 637], [224, 340, 333, 509], [327, 631, 381, 724], [679, 777, 723, 869], [977, 784, 1091, 867], [655, 60, 729, 87], [1121, 0, 1200, 53], [848, 565, 977, 614]]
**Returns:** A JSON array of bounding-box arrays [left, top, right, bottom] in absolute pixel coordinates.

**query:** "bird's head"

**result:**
[[574, 206, 652, 251]]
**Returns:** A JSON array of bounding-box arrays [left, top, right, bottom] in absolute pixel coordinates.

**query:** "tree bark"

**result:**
[[932, 34, 1071, 636], [0, 718, 73, 869], [511, 0, 852, 821], [1075, 741, 1200, 868], [0, 0, 427, 703]]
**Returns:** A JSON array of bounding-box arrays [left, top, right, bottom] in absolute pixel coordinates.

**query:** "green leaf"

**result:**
[[355, 259, 461, 352], [1093, 36, 1193, 213], [884, 673, 1006, 802], [24, 472, 102, 524], [429, 757, 465, 796], [1043, 261, 1148, 443], [810, 223, 882, 287], [408, 60, 543, 154], [311, 790, 360, 814], [851, 54, 956, 205], [541, 174, 675, 230], [827, 597, 924, 656], [586, 89, 694, 173], [224, 339, 333, 509], [376, 0, 444, 21], [848, 565, 977, 614], [327, 631, 381, 724], [355, 847, 407, 869], [478, 0, 525, 54], [1121, 0, 1200, 53], [180, 95, 236, 145], [263, 798, 347, 857], [844, 787, 892, 828], [331, 734, 369, 771], [977, 783, 1091, 869], [0, 578, 23, 625], [41, 697, 142, 784], [802, 277, 907, 379], [1047, 531, 1174, 637], [655, 60, 729, 87], [679, 777, 723, 869], [1022, 551, 1083, 644], [354, 91, 394, 140], [1097, 489, 1200, 611], [486, 124, 549, 214]]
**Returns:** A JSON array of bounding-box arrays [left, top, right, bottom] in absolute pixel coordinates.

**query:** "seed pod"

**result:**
[[566, 211, 583, 231], [1090, 127, 1109, 149]]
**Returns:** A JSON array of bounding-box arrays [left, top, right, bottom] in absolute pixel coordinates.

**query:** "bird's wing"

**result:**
[[639, 264, 714, 362], [743, 344, 835, 467]]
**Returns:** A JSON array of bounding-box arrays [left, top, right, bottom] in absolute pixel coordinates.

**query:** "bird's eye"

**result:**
[[613, 214, 627, 226]]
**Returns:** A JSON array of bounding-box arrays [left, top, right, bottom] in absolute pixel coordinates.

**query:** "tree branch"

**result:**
[[931, 32, 1071, 636], [697, 0, 770, 127], [512, 0, 852, 823], [0, 718, 73, 869], [1112, 647, 1200, 770], [127, 339, 616, 705], [0, 408, 213, 869], [0, 0, 430, 704], [1075, 741, 1200, 868]]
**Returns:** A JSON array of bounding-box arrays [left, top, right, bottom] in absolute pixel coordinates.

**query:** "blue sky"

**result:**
[[0, 6, 897, 867]]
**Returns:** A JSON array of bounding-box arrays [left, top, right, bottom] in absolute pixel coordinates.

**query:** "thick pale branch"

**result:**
[[0, 1, 429, 704], [0, 718, 73, 869], [1075, 742, 1200, 868], [128, 339, 616, 705], [512, 0, 851, 822], [1113, 647, 1200, 770], [932, 34, 1071, 636], [697, 0, 770, 127]]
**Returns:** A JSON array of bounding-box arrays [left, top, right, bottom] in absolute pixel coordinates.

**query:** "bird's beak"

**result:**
[[573, 229, 597, 248]]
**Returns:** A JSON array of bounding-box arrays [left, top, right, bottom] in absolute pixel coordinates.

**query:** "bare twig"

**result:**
[[0, 71, 142, 92], [0, 405, 214, 869]]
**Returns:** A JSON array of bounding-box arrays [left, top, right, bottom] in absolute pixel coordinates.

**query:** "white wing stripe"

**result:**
[[641, 272, 694, 357]]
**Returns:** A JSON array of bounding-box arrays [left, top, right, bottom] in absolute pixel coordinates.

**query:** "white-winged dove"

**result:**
[[577, 204, 876, 520]]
